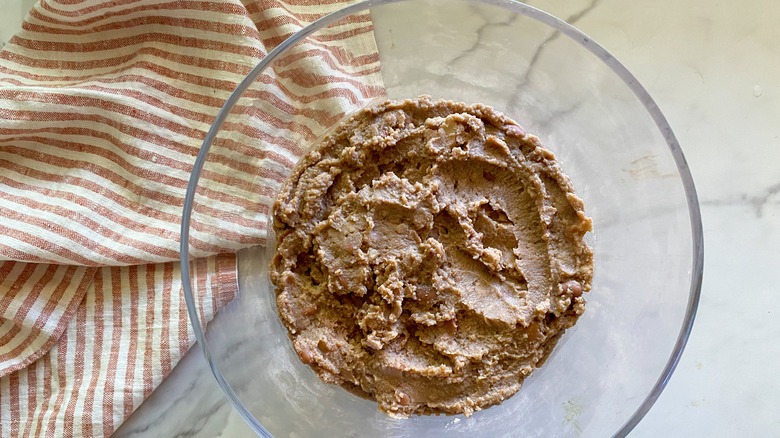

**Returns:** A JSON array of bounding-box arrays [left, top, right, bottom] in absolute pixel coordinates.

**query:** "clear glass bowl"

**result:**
[[180, 0, 703, 436]]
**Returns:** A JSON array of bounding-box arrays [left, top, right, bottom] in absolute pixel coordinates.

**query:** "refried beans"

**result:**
[[269, 96, 594, 418]]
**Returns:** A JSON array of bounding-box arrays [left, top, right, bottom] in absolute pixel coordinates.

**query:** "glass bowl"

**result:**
[[180, 0, 703, 436]]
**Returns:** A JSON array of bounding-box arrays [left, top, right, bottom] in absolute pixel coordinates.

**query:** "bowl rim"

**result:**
[[180, 0, 704, 436]]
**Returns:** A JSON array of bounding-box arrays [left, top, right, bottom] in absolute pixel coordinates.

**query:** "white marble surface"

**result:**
[[4, 0, 780, 436], [0, 0, 37, 50]]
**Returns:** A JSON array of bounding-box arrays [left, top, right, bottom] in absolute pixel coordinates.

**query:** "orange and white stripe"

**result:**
[[0, 254, 237, 437], [0, 0, 384, 267], [0, 0, 384, 435], [0, 263, 96, 375]]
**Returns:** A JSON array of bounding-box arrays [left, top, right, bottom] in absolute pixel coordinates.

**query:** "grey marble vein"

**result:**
[[446, 5, 519, 67], [507, 0, 600, 110], [701, 182, 780, 217], [170, 400, 228, 438], [532, 99, 584, 132]]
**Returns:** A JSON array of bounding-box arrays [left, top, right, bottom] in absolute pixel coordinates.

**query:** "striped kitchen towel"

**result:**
[[0, 0, 384, 436]]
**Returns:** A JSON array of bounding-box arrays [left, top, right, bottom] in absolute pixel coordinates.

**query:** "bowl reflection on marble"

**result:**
[[180, 0, 703, 436]]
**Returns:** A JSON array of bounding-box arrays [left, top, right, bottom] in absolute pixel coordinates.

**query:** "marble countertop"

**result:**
[[4, 0, 779, 436]]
